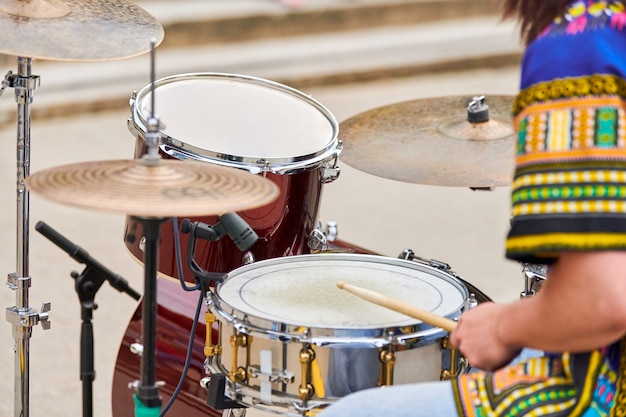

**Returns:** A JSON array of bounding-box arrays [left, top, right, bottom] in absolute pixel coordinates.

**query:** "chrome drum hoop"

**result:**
[[128, 72, 341, 176]]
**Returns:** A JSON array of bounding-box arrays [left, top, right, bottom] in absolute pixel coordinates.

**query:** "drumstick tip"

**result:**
[[337, 281, 345, 289]]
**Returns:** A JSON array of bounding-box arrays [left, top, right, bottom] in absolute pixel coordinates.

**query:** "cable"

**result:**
[[159, 282, 205, 416], [172, 217, 200, 292]]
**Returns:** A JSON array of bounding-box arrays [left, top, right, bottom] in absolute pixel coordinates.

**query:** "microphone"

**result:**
[[35, 221, 141, 301], [181, 213, 258, 252]]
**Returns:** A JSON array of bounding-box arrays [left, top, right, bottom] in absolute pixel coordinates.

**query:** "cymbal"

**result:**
[[0, 0, 164, 61], [339, 95, 516, 188], [25, 159, 280, 217]]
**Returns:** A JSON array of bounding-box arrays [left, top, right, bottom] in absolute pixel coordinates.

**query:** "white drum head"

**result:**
[[214, 254, 467, 331], [132, 73, 338, 168]]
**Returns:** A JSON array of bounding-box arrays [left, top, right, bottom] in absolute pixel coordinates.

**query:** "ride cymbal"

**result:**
[[339, 95, 516, 188], [25, 159, 280, 217], [0, 0, 164, 61]]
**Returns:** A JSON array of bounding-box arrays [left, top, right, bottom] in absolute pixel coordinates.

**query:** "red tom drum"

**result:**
[[123, 73, 341, 280]]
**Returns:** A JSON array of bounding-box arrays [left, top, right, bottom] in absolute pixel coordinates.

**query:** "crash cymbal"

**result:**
[[0, 0, 164, 61], [339, 95, 516, 188], [25, 159, 280, 217]]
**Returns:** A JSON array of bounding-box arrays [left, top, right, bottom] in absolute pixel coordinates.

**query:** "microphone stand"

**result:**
[[73, 263, 141, 417], [34, 221, 141, 417]]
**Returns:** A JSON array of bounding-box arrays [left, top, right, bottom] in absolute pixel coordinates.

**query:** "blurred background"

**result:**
[[0, 1, 524, 416]]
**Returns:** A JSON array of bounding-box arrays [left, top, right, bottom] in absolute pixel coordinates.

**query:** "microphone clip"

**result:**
[[180, 219, 228, 284]]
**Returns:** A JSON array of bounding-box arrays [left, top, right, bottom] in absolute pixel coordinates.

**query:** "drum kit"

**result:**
[[0, 1, 540, 417]]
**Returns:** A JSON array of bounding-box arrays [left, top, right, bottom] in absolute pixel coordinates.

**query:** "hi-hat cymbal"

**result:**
[[339, 95, 516, 188], [25, 159, 280, 217], [0, 0, 164, 61]]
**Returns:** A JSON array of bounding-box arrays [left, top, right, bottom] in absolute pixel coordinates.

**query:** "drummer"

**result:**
[[318, 0, 626, 415]]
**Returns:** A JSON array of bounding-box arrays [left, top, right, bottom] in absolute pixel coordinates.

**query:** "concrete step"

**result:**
[[142, 0, 503, 48], [0, 14, 521, 127]]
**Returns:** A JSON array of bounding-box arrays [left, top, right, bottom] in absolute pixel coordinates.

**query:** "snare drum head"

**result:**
[[133, 73, 338, 165], [214, 254, 468, 332]]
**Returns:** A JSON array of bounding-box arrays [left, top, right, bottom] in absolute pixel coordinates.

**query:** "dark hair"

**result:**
[[503, 0, 626, 44]]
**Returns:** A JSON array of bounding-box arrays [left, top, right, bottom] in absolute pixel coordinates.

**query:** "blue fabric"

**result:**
[[317, 380, 457, 417], [520, 1, 626, 88]]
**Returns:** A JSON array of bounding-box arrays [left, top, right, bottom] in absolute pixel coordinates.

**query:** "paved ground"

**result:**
[[0, 63, 523, 417]]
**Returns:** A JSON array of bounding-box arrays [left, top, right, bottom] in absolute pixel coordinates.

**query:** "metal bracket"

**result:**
[[6, 301, 51, 333], [247, 364, 295, 385]]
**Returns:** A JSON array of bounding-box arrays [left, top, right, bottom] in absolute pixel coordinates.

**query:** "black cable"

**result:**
[[172, 217, 200, 292], [159, 283, 205, 416]]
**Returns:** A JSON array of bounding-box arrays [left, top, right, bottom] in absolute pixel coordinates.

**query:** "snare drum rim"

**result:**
[[129, 72, 341, 174], [209, 253, 468, 345]]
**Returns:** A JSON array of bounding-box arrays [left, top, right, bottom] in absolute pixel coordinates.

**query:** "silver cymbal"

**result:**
[[0, 0, 164, 61]]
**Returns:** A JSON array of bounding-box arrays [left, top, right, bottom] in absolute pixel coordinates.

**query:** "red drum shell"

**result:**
[[124, 136, 324, 280], [123, 73, 340, 280]]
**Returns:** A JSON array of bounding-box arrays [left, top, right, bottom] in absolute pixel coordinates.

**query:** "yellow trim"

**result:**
[[506, 233, 626, 251], [569, 351, 603, 416], [516, 148, 626, 166], [513, 170, 626, 189], [511, 200, 626, 216]]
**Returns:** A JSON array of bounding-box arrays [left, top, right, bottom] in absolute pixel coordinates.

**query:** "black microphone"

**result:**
[[35, 221, 141, 301], [181, 213, 258, 252]]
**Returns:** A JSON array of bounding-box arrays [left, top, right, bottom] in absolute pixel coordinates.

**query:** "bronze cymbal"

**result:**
[[25, 159, 280, 217], [339, 95, 516, 188], [0, 0, 164, 61]]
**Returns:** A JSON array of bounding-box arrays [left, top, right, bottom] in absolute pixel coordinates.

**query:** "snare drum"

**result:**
[[206, 254, 469, 415], [123, 73, 341, 280]]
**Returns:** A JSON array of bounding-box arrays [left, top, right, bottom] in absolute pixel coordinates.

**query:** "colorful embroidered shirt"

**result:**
[[505, 0, 626, 263], [454, 1, 626, 416]]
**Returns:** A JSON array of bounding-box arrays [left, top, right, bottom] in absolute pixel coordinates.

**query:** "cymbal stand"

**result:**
[[3, 56, 51, 417], [131, 39, 165, 417], [131, 216, 165, 417]]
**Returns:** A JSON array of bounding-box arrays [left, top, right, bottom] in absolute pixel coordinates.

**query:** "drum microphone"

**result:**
[[181, 213, 258, 252], [35, 221, 141, 301]]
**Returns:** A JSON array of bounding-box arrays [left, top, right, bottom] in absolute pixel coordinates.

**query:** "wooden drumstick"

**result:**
[[337, 281, 458, 332]]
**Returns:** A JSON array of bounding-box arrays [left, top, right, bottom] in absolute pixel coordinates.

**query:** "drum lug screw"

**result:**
[[298, 347, 315, 401], [205, 312, 222, 357], [441, 336, 460, 380], [378, 349, 396, 386], [229, 333, 251, 383]]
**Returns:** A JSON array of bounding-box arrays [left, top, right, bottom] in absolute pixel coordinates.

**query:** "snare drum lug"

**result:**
[[440, 336, 460, 380], [378, 349, 396, 386], [205, 312, 222, 357], [298, 347, 315, 401], [229, 333, 252, 383]]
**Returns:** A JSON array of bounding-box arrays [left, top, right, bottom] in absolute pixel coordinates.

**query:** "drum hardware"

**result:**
[[308, 221, 346, 253], [338, 94, 515, 188], [378, 348, 396, 386], [229, 333, 252, 383], [307, 228, 328, 252], [298, 346, 316, 401], [440, 336, 466, 380], [34, 220, 141, 417], [247, 365, 295, 385], [399, 248, 489, 307], [205, 311, 222, 358], [520, 262, 547, 298]]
